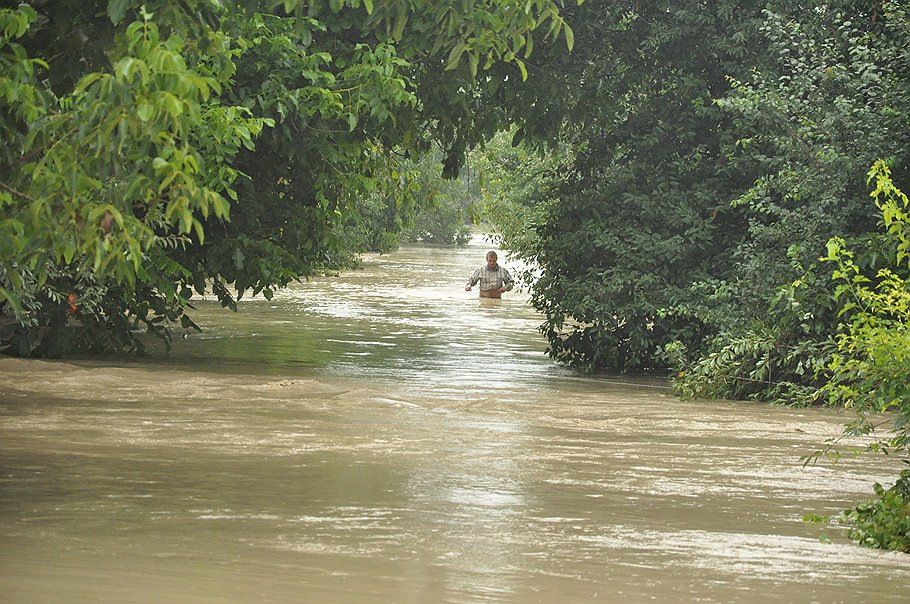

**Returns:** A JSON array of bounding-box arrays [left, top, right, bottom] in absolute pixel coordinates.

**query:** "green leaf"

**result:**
[[516, 58, 528, 81], [63, 241, 75, 264], [393, 11, 407, 40], [107, 0, 131, 25], [93, 241, 103, 271], [0, 288, 23, 316], [179, 208, 192, 233], [73, 72, 104, 95], [193, 218, 205, 244], [446, 42, 466, 71], [136, 102, 155, 122], [115, 57, 135, 81], [468, 51, 479, 77]]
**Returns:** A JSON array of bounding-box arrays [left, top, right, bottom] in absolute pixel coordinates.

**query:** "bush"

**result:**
[[842, 468, 910, 553], [820, 162, 910, 457], [403, 202, 472, 245], [669, 326, 828, 406]]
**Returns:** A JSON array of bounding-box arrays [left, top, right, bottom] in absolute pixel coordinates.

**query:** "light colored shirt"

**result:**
[[467, 264, 514, 291]]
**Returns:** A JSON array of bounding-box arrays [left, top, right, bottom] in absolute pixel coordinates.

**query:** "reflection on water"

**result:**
[[1, 236, 910, 603]]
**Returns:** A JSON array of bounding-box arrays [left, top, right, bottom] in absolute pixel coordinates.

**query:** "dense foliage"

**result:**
[[471, 128, 574, 277], [483, 1, 772, 370], [821, 162, 910, 458], [670, 1, 910, 405], [843, 467, 910, 553], [479, 1, 909, 379], [339, 150, 474, 251], [0, 0, 573, 355], [399, 152, 475, 246]]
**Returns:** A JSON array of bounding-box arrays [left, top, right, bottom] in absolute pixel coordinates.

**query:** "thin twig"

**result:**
[[0, 181, 38, 203], [10, 147, 43, 167]]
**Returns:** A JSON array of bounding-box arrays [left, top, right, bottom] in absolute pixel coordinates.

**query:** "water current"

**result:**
[[2, 237, 909, 603]]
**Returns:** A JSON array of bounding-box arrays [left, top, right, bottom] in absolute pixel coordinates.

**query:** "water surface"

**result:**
[[1, 238, 908, 603]]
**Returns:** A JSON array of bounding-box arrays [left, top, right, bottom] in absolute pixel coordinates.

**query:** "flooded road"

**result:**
[[1, 237, 909, 603]]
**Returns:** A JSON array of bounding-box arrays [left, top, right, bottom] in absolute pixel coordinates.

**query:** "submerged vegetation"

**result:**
[[2, 1, 908, 552], [843, 467, 910, 552]]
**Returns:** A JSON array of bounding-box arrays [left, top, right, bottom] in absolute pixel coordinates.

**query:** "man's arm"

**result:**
[[465, 268, 480, 290], [501, 267, 514, 291]]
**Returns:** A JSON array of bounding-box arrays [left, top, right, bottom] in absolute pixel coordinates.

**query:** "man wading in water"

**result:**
[[465, 250, 515, 299]]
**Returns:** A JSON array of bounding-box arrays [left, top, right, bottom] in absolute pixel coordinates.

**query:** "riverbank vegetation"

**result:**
[[472, 2, 910, 552], [2, 1, 908, 551]]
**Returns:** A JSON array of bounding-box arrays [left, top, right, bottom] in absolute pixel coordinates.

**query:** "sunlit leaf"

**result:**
[[516, 58, 528, 81], [563, 22, 574, 51], [136, 102, 155, 122]]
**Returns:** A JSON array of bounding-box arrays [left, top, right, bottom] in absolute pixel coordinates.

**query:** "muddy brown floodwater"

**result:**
[[2, 237, 909, 603]]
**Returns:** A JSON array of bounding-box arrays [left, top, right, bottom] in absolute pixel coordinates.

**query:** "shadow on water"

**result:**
[[2, 237, 910, 603]]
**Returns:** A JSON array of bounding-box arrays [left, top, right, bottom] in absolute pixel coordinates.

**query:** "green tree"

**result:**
[[483, 1, 909, 376], [482, 1, 767, 370], [471, 128, 574, 278], [800, 162, 910, 553], [0, 0, 574, 355], [717, 2, 910, 316], [1, 5, 270, 354], [822, 162, 910, 457], [672, 1, 910, 401]]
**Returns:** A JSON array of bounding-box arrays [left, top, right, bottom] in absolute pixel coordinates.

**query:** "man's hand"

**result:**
[[465, 286, 472, 291], [499, 287, 506, 294]]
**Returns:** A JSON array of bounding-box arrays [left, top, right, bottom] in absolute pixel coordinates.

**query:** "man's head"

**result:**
[[485, 251, 498, 269]]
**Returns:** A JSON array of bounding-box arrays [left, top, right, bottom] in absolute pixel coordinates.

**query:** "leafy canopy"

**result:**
[[0, 0, 573, 355]]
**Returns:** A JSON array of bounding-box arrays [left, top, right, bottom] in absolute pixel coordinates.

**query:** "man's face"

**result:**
[[486, 255, 497, 269]]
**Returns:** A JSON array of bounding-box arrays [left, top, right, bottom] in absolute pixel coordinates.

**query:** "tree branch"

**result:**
[[10, 147, 43, 167], [0, 181, 38, 203]]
